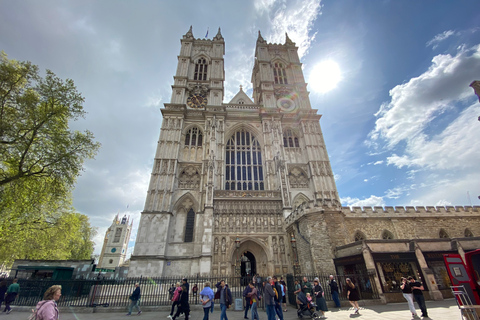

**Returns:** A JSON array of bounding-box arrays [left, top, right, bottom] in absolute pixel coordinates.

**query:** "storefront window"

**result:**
[[377, 261, 417, 292]]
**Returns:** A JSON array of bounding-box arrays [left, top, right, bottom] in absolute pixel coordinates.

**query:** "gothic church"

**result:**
[[129, 27, 480, 302]]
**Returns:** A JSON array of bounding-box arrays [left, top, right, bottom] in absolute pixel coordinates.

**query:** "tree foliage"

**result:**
[[0, 52, 100, 266]]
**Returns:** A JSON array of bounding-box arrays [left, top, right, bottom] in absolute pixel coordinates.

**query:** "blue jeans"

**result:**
[[274, 301, 284, 320], [251, 302, 259, 320], [332, 291, 341, 307], [220, 303, 228, 320], [203, 307, 210, 320], [266, 305, 275, 320], [128, 299, 141, 314]]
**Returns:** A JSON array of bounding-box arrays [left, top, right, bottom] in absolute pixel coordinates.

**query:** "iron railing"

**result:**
[[1, 272, 379, 308]]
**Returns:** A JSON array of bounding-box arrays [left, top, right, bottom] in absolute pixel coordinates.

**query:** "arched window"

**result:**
[[439, 229, 449, 239], [382, 230, 394, 240], [184, 208, 195, 242], [283, 129, 300, 148], [238, 99, 245, 104], [273, 62, 288, 84], [465, 228, 474, 238], [225, 129, 264, 191], [354, 231, 366, 242], [185, 127, 203, 147], [194, 58, 208, 81]]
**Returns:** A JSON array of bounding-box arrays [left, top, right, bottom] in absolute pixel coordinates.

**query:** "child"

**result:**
[[306, 292, 312, 302]]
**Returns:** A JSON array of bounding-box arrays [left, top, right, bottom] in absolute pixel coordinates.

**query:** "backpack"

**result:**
[[28, 301, 48, 320]]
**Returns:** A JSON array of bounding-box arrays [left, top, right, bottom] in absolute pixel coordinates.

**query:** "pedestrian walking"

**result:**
[[346, 278, 360, 314], [34, 285, 62, 320], [264, 277, 276, 320], [272, 276, 284, 320], [408, 276, 428, 318], [4, 278, 20, 314], [246, 282, 260, 320], [126, 282, 142, 316], [215, 280, 232, 320], [328, 275, 341, 308], [243, 282, 252, 319], [168, 282, 182, 319], [313, 278, 328, 318], [200, 282, 214, 320], [401, 277, 418, 318], [0, 280, 7, 310], [172, 285, 190, 320]]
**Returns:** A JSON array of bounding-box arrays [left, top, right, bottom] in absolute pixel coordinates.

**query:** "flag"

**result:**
[[205, 27, 209, 38]]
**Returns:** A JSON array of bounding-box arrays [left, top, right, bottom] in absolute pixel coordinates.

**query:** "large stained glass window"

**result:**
[[225, 129, 264, 191]]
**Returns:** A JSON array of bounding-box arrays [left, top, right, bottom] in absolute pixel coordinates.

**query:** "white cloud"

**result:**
[[368, 45, 480, 170], [254, 0, 322, 58], [426, 30, 456, 49], [341, 195, 385, 207]]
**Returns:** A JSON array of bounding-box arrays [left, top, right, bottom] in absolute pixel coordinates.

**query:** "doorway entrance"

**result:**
[[240, 251, 256, 285]]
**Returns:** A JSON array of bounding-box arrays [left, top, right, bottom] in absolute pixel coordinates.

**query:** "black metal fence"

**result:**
[[2, 272, 379, 308]]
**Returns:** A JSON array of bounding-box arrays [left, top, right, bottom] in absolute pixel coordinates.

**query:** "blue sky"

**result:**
[[1, 0, 479, 257]]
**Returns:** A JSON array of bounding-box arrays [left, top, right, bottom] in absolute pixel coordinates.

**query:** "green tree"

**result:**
[[0, 52, 100, 266]]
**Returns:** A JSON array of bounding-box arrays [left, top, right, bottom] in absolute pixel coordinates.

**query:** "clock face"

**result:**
[[277, 97, 296, 112], [187, 93, 207, 109], [111, 248, 116, 253]]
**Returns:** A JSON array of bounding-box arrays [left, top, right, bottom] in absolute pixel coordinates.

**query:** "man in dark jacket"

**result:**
[[272, 276, 284, 320], [328, 275, 341, 308], [408, 276, 428, 318], [264, 277, 276, 320], [216, 280, 232, 320], [243, 283, 252, 319], [126, 283, 142, 316]]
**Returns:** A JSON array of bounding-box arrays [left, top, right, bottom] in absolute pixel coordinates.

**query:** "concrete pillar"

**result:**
[[413, 242, 443, 300], [361, 242, 386, 303]]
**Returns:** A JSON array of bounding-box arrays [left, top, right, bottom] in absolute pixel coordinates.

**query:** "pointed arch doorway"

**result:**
[[241, 251, 256, 277], [230, 238, 269, 280]]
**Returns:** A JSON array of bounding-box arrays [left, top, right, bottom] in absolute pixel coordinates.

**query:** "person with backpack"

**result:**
[[168, 282, 182, 319], [32, 285, 61, 320], [272, 276, 284, 320], [215, 280, 232, 320], [243, 282, 252, 319], [126, 283, 142, 316], [264, 277, 276, 320]]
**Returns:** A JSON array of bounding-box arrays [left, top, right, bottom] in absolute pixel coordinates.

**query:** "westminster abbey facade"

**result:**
[[129, 27, 480, 302]]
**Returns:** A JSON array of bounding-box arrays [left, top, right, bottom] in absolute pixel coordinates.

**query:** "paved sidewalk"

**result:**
[[1, 299, 460, 320]]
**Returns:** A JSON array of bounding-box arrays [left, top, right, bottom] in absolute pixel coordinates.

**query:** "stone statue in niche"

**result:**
[[221, 237, 226, 253], [279, 237, 285, 254], [272, 237, 278, 253], [214, 237, 219, 253]]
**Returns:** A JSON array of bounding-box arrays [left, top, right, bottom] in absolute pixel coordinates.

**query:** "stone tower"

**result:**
[[98, 214, 132, 270], [129, 28, 340, 277]]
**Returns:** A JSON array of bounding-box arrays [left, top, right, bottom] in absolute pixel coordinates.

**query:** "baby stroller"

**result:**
[[296, 292, 319, 319]]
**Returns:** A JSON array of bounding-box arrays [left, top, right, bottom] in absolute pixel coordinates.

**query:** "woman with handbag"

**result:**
[[34, 285, 62, 320]]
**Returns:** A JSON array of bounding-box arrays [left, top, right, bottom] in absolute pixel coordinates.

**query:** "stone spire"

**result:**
[[470, 81, 480, 102], [183, 25, 194, 40], [257, 30, 267, 44], [285, 32, 295, 46], [213, 27, 224, 41]]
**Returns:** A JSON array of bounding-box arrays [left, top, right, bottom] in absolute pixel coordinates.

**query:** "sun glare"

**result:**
[[309, 60, 342, 94]]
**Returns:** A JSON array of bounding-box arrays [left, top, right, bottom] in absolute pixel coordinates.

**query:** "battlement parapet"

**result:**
[[342, 205, 480, 215]]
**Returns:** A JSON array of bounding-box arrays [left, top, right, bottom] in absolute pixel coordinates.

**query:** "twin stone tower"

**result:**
[[129, 27, 340, 277]]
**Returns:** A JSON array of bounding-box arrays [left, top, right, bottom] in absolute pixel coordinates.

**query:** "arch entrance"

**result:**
[[230, 238, 269, 278]]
